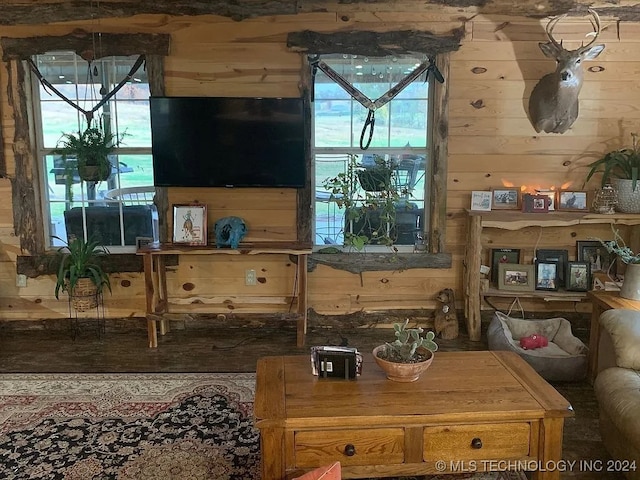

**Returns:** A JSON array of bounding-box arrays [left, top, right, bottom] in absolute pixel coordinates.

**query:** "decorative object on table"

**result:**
[[53, 125, 124, 183], [585, 132, 640, 213], [172, 204, 207, 246], [310, 346, 362, 380], [591, 184, 618, 214], [433, 288, 459, 340], [135, 236, 155, 250], [535, 260, 559, 291], [522, 193, 549, 213], [535, 249, 568, 287], [214, 216, 248, 249], [535, 189, 557, 211], [54, 235, 111, 312], [491, 188, 520, 210], [566, 261, 591, 292], [490, 248, 521, 284], [596, 227, 640, 300], [576, 240, 616, 275], [470, 190, 492, 211], [372, 319, 438, 382], [558, 190, 589, 211], [498, 263, 535, 292]]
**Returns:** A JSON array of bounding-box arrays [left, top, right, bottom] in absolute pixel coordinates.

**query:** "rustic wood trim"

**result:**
[[287, 29, 463, 57], [146, 55, 169, 243], [298, 55, 312, 244], [430, 54, 450, 254], [308, 252, 452, 274], [8, 59, 43, 255], [1, 32, 170, 62]]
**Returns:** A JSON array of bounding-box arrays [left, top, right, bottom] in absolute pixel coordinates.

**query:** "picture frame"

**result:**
[[577, 240, 617, 275], [172, 204, 207, 246], [566, 261, 591, 292], [470, 191, 492, 211], [135, 236, 155, 250], [535, 249, 568, 287], [490, 248, 521, 284], [535, 260, 559, 291], [536, 190, 557, 211], [522, 193, 549, 213], [491, 188, 521, 210], [498, 263, 535, 292], [558, 190, 589, 211]]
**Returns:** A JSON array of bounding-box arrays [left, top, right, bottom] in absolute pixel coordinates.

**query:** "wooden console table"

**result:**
[[587, 290, 640, 383], [137, 242, 312, 348], [255, 351, 572, 480], [463, 210, 640, 342]]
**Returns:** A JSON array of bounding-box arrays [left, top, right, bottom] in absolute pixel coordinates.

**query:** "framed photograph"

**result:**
[[491, 248, 521, 284], [470, 191, 492, 211], [535, 249, 568, 287], [566, 261, 591, 292], [536, 190, 557, 211], [498, 263, 535, 292], [491, 188, 520, 210], [535, 260, 559, 291], [172, 204, 207, 246], [577, 240, 616, 275], [558, 190, 589, 211], [522, 193, 549, 213]]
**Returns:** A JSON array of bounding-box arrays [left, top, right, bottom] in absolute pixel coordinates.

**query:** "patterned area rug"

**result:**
[[0, 373, 527, 480]]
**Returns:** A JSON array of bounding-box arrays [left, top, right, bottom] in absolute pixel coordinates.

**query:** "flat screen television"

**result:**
[[149, 96, 306, 188]]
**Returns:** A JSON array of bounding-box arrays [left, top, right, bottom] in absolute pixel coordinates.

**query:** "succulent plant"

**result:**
[[380, 319, 438, 363]]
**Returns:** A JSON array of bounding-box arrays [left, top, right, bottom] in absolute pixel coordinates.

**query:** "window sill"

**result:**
[[308, 251, 451, 274]]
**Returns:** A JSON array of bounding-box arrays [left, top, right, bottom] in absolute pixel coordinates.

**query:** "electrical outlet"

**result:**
[[16, 274, 27, 288], [245, 269, 257, 286]]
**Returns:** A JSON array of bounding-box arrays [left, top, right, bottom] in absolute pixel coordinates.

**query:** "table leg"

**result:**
[[531, 417, 564, 480], [588, 302, 605, 383], [147, 316, 158, 348], [297, 254, 308, 347]]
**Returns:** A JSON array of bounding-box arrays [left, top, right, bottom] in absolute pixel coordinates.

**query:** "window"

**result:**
[[31, 52, 155, 252], [312, 54, 431, 250]]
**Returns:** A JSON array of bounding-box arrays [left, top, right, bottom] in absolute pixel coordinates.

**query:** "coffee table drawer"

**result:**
[[294, 428, 405, 467], [423, 423, 530, 460]]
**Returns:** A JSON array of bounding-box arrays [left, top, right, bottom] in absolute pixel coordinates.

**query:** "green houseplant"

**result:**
[[54, 235, 111, 311], [373, 319, 438, 382], [53, 126, 122, 183], [597, 227, 640, 300], [585, 133, 640, 213], [322, 154, 412, 250]]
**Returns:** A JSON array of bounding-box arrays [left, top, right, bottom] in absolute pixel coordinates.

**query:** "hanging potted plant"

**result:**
[[373, 319, 438, 382], [54, 236, 111, 312], [53, 126, 121, 183], [585, 132, 640, 213]]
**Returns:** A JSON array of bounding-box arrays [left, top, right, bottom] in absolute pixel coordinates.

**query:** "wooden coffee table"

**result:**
[[255, 351, 572, 480]]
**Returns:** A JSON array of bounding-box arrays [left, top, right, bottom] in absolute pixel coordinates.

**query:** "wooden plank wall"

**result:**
[[0, 7, 637, 322]]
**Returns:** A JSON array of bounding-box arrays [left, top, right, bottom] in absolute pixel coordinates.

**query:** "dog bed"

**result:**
[[487, 311, 588, 381]]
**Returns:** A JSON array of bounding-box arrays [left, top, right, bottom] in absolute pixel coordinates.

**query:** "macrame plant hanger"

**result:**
[[309, 55, 445, 150]]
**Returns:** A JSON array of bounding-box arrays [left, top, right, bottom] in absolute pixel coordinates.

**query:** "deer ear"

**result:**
[[539, 42, 559, 58], [583, 44, 605, 60]]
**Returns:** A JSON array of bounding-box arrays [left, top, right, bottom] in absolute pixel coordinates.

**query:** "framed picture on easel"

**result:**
[[173, 204, 207, 246]]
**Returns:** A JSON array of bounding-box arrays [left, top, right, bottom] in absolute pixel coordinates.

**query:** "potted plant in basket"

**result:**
[[585, 132, 640, 213], [597, 227, 640, 300], [373, 319, 438, 382], [54, 235, 111, 312], [53, 126, 123, 183]]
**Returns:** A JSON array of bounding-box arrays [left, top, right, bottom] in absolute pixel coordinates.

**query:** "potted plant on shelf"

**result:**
[[53, 126, 122, 183], [322, 154, 413, 250], [54, 235, 111, 312], [373, 319, 438, 382], [597, 227, 640, 300], [585, 132, 640, 213]]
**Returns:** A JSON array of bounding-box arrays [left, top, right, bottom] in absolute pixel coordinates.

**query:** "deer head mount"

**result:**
[[528, 9, 605, 134]]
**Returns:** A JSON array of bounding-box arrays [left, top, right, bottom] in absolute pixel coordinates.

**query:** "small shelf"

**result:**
[[482, 287, 587, 302]]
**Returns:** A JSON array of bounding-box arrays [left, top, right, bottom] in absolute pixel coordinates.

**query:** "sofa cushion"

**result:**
[[600, 309, 640, 370], [594, 367, 640, 450], [293, 462, 341, 480]]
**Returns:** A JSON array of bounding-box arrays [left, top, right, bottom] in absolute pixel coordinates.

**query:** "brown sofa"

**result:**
[[594, 309, 640, 480]]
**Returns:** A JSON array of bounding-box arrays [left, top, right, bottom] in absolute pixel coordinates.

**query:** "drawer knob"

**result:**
[[344, 444, 356, 456], [471, 437, 483, 449]]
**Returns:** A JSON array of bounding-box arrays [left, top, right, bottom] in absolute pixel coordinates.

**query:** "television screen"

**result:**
[[150, 96, 306, 187]]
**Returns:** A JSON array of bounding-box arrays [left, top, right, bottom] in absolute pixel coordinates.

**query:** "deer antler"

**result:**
[[545, 13, 567, 50], [578, 8, 601, 53]]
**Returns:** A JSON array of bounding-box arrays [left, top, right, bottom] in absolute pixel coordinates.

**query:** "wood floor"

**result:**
[[0, 312, 624, 479]]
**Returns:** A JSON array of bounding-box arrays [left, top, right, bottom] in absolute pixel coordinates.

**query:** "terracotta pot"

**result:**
[[372, 345, 434, 382]]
